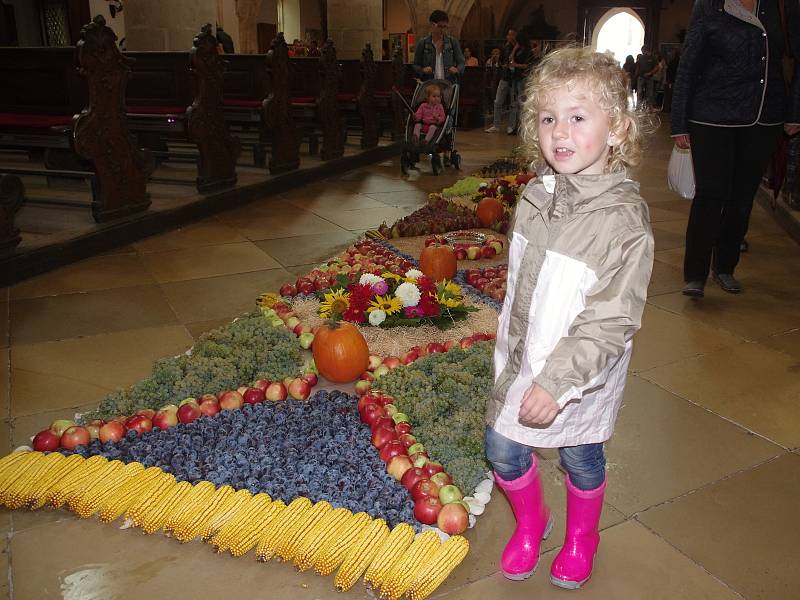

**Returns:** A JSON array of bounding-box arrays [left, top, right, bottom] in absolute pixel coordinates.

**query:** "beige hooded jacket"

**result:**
[[487, 169, 654, 448]]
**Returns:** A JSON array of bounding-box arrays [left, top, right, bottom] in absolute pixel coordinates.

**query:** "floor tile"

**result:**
[[435, 521, 741, 600], [638, 453, 800, 600], [640, 342, 800, 448], [10, 285, 178, 345], [139, 242, 281, 284], [0, 301, 8, 348], [10, 254, 157, 300], [183, 318, 238, 341], [630, 304, 743, 372], [283, 191, 387, 212], [647, 259, 685, 297], [318, 206, 409, 231], [651, 226, 686, 252], [0, 348, 8, 418], [220, 210, 346, 241], [160, 268, 292, 324], [286, 263, 324, 276], [10, 325, 192, 395], [758, 329, 800, 360], [648, 206, 687, 223], [10, 368, 113, 418], [0, 536, 8, 600], [10, 403, 99, 448], [365, 190, 430, 208], [605, 376, 782, 516], [253, 231, 360, 267], [133, 219, 248, 253]]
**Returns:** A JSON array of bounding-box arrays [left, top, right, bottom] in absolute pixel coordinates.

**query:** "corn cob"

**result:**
[[363, 523, 416, 589], [28, 454, 86, 509], [406, 535, 470, 600], [202, 488, 252, 540], [229, 499, 285, 557], [5, 452, 64, 509], [334, 518, 389, 592], [174, 484, 234, 543], [66, 459, 124, 514], [255, 496, 312, 562], [292, 507, 353, 571], [379, 530, 441, 600], [0, 451, 45, 505], [211, 492, 272, 553], [275, 500, 332, 562], [50, 455, 109, 508], [313, 511, 372, 576], [98, 465, 163, 522], [164, 480, 217, 537], [0, 450, 31, 480], [72, 461, 144, 519], [139, 480, 192, 534], [124, 471, 177, 527]]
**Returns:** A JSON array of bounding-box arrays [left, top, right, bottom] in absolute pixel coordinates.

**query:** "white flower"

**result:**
[[405, 269, 424, 280], [395, 282, 422, 307], [369, 309, 387, 326], [359, 273, 383, 286]]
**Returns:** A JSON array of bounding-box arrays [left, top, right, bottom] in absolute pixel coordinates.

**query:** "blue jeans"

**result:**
[[485, 427, 606, 491]]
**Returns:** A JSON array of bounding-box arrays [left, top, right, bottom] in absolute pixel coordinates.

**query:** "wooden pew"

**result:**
[[0, 173, 23, 255]]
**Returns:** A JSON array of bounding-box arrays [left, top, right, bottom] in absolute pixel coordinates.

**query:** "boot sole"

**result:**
[[712, 273, 742, 294], [501, 515, 554, 581], [550, 574, 591, 589]]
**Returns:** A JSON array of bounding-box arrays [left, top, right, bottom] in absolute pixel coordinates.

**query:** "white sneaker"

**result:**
[[506, 127, 515, 134], [485, 126, 499, 133]]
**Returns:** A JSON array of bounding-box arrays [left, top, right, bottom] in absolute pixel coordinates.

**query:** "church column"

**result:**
[[326, 0, 382, 60], [236, 0, 263, 54], [124, 0, 216, 50]]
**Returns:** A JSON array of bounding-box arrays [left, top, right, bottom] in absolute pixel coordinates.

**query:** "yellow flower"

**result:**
[[381, 271, 403, 282], [444, 281, 461, 296], [319, 289, 350, 318], [437, 293, 462, 309], [256, 292, 280, 307], [368, 295, 403, 315]]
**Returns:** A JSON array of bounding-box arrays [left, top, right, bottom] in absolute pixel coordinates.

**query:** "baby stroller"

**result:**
[[396, 79, 461, 175]]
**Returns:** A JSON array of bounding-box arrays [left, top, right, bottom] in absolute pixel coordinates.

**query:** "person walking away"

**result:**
[[486, 29, 518, 132]]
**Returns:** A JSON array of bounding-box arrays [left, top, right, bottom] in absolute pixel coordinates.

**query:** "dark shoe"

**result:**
[[682, 280, 705, 298], [713, 272, 743, 293], [740, 239, 749, 253]]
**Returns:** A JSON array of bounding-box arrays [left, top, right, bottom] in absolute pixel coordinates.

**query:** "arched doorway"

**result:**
[[592, 8, 645, 66]]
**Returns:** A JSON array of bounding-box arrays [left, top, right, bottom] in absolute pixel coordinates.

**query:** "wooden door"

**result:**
[[257, 23, 277, 54]]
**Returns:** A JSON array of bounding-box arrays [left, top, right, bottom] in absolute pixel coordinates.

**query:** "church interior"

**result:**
[[0, 1, 799, 599]]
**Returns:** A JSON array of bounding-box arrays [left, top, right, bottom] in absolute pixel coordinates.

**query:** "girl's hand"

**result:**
[[423, 66, 433, 74], [674, 134, 690, 149], [448, 66, 459, 74], [518, 384, 559, 426]]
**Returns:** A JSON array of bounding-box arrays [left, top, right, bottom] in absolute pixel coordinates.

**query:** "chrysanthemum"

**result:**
[[359, 273, 383, 286], [395, 282, 422, 307], [368, 295, 402, 315], [372, 280, 389, 295], [368, 309, 387, 326], [319, 289, 350, 318], [405, 269, 424, 280]]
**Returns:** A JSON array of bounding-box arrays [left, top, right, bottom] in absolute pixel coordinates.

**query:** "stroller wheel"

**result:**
[[401, 153, 410, 175], [450, 151, 461, 170], [431, 154, 442, 176]]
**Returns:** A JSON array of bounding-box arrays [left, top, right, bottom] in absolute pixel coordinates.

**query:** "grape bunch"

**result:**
[[376, 195, 480, 239]]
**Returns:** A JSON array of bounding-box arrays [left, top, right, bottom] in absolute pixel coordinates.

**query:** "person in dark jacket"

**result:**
[[412, 10, 465, 83], [672, 0, 800, 297], [216, 26, 235, 54]]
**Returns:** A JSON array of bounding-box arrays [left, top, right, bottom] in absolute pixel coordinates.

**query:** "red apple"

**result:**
[[437, 502, 469, 535], [219, 390, 244, 411], [177, 402, 201, 424], [360, 371, 375, 383], [395, 422, 413, 436], [288, 378, 311, 400], [85, 424, 101, 440], [438, 483, 463, 504], [61, 426, 91, 451], [414, 496, 443, 525], [402, 351, 419, 365], [423, 461, 445, 477], [243, 387, 266, 405], [125, 415, 153, 435], [153, 409, 178, 430], [361, 403, 386, 427], [357, 394, 379, 415], [198, 397, 221, 417], [253, 378, 270, 391], [136, 408, 156, 419], [481, 245, 497, 258], [367, 355, 383, 371], [430, 472, 453, 488], [49, 419, 74, 437], [371, 425, 397, 449], [370, 416, 395, 433], [279, 283, 297, 296], [99, 421, 125, 444], [410, 452, 429, 468], [459, 336, 474, 349], [407, 443, 426, 455], [443, 340, 455, 351], [411, 479, 440, 502], [400, 467, 427, 491], [302, 372, 318, 386], [382, 356, 402, 369], [32, 429, 61, 452], [379, 440, 408, 463], [426, 342, 446, 354], [399, 433, 417, 449], [387, 455, 413, 480], [87, 419, 105, 428], [265, 382, 288, 401], [354, 380, 372, 396], [376, 394, 396, 407]]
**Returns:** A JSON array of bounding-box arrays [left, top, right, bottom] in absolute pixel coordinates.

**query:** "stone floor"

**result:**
[[1, 125, 799, 599]]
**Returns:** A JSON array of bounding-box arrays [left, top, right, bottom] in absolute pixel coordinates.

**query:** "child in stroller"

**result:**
[[413, 84, 446, 146]]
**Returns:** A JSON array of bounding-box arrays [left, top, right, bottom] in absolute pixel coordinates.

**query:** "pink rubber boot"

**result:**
[[549, 476, 606, 589], [493, 457, 554, 580]]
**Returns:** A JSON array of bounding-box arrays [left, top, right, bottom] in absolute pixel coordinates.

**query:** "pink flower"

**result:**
[[372, 280, 389, 295], [404, 306, 425, 318]]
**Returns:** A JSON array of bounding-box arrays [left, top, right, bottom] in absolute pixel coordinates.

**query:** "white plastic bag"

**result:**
[[667, 146, 695, 200]]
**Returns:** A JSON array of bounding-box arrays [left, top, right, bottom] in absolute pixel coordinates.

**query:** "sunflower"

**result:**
[[437, 293, 462, 308], [368, 294, 403, 315], [319, 289, 350, 318], [381, 271, 403, 282], [256, 292, 280, 307], [443, 280, 462, 296]]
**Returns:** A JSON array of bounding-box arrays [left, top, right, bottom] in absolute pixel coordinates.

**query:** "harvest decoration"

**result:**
[[425, 231, 505, 261], [311, 321, 370, 383], [373, 195, 480, 239], [316, 270, 476, 330]]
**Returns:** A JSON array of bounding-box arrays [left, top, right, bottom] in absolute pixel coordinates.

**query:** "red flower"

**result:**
[[342, 306, 367, 323], [416, 276, 436, 295], [348, 283, 374, 311], [418, 293, 441, 317]]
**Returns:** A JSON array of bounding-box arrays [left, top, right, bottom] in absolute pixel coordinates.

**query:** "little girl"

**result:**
[[485, 48, 654, 588], [413, 84, 446, 145]]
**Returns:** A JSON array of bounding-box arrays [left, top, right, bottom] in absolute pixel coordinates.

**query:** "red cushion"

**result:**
[[291, 96, 317, 104], [224, 99, 263, 108], [0, 113, 72, 128], [126, 105, 187, 115]]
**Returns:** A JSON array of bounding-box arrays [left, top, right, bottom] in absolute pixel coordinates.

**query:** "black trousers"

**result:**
[[684, 123, 783, 281]]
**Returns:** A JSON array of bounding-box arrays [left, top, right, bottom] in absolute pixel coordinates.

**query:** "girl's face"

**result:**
[[428, 89, 442, 105], [537, 81, 617, 175]]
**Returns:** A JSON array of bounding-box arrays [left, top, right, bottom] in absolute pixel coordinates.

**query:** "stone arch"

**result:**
[[590, 7, 644, 52]]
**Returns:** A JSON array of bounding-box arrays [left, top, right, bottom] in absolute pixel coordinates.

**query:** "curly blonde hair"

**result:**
[[519, 46, 653, 173]]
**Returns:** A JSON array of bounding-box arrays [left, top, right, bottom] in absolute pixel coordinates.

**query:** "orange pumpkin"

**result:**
[[476, 197, 505, 227], [312, 321, 370, 383], [419, 244, 458, 282]]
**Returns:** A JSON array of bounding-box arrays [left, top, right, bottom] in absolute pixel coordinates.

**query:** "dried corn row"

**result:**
[[174, 484, 234, 543], [211, 492, 272, 553], [202, 488, 252, 540], [28, 454, 86, 510], [363, 522, 416, 589], [139, 480, 193, 534], [50, 455, 109, 508], [125, 471, 177, 527], [334, 518, 389, 592], [66, 459, 124, 514], [0, 451, 31, 480], [72, 461, 144, 519], [255, 496, 312, 562], [275, 500, 332, 561], [4, 452, 65, 509], [98, 465, 163, 522], [292, 507, 353, 571], [407, 535, 470, 600], [0, 451, 46, 504], [229, 499, 286, 557], [380, 530, 441, 600], [165, 481, 217, 538], [313, 511, 373, 576]]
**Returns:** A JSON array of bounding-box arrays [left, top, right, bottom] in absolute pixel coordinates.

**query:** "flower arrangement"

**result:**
[[317, 270, 476, 330]]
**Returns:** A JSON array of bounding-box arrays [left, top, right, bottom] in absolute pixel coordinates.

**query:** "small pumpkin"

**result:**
[[476, 197, 505, 227], [419, 244, 458, 282], [312, 321, 370, 383]]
